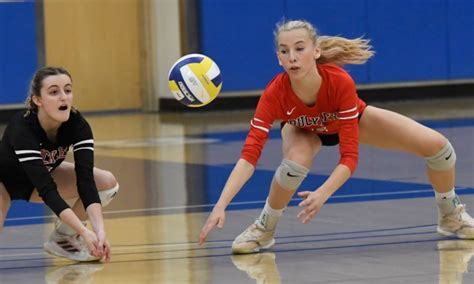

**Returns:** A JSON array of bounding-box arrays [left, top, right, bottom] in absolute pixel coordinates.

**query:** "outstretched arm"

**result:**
[[58, 208, 101, 254], [86, 203, 111, 261], [296, 76, 360, 223], [58, 205, 110, 261], [72, 117, 110, 260], [199, 158, 255, 244]]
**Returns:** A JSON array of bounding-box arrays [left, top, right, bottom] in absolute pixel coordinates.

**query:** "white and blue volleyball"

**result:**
[[168, 53, 223, 107]]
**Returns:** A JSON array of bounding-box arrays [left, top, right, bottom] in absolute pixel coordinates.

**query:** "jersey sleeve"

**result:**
[[336, 75, 360, 173], [240, 90, 277, 166], [10, 130, 69, 216], [72, 116, 101, 209]]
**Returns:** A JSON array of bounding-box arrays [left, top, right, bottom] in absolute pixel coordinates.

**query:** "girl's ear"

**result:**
[[314, 46, 322, 60], [32, 95, 42, 107]]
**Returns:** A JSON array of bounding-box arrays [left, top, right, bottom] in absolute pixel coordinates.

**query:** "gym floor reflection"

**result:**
[[1, 97, 474, 283]]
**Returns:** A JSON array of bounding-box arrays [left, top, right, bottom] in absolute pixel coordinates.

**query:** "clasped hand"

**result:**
[[81, 228, 111, 261]]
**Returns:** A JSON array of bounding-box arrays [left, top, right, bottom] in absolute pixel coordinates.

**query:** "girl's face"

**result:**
[[276, 28, 321, 78], [33, 74, 73, 125]]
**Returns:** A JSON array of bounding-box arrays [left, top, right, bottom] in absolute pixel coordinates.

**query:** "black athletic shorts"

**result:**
[[280, 121, 340, 146], [0, 171, 35, 201]]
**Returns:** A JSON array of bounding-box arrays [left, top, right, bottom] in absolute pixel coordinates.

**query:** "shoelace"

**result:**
[[241, 223, 274, 242], [240, 224, 264, 240]]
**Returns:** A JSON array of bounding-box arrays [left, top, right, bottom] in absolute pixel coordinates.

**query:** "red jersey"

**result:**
[[241, 63, 366, 173]]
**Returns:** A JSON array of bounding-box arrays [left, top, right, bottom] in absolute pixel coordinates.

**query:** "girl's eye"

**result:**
[[297, 47, 304, 51], [50, 90, 57, 95], [279, 49, 287, 54], [65, 89, 72, 94]]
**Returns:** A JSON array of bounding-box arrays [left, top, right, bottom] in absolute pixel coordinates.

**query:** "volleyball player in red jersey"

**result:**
[[199, 19, 473, 254]]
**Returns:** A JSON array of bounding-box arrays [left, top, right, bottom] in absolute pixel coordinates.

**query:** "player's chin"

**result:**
[[54, 111, 70, 122]]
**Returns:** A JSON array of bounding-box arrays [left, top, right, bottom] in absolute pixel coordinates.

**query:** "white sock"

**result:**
[[256, 199, 285, 230], [435, 188, 460, 215], [435, 188, 456, 201]]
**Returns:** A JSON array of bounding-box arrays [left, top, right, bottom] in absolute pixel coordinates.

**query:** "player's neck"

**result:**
[[290, 68, 322, 106], [37, 111, 61, 143]]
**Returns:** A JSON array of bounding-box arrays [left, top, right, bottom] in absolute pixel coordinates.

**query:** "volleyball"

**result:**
[[168, 53, 223, 107]]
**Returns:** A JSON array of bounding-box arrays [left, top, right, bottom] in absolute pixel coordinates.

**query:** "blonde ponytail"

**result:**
[[317, 36, 374, 65]]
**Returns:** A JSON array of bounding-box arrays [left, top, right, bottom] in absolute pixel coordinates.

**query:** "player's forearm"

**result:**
[[86, 203, 105, 233], [58, 208, 88, 235], [317, 164, 352, 200], [215, 159, 255, 210]]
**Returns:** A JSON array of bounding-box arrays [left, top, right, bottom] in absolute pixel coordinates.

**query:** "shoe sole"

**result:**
[[437, 227, 474, 240], [231, 238, 275, 255]]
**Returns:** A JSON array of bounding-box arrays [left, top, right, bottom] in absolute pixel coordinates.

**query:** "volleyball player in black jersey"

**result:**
[[0, 67, 119, 262]]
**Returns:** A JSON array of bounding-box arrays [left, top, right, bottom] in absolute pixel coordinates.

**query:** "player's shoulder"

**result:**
[[10, 109, 29, 120], [3, 110, 39, 143], [319, 63, 354, 82], [319, 63, 356, 92], [7, 110, 32, 129]]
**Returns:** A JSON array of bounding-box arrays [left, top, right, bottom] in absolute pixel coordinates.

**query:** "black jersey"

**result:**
[[0, 109, 101, 216]]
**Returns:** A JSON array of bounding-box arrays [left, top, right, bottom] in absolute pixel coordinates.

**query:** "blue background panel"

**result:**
[[199, 0, 474, 90], [367, 0, 448, 83], [0, 3, 38, 105], [199, 0, 285, 91], [286, 0, 370, 83], [448, 0, 474, 79]]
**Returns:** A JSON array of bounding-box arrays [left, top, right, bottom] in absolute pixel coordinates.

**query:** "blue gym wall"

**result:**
[[0, 2, 38, 105], [0, 1, 473, 106], [199, 0, 474, 92]]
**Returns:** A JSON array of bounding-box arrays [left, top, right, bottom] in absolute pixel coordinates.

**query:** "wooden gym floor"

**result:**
[[1, 97, 473, 283]]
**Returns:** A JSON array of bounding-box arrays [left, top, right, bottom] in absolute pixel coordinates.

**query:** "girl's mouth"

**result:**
[[58, 105, 68, 111]]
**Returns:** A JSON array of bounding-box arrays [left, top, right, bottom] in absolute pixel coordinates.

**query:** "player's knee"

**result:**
[[425, 140, 456, 171], [97, 169, 117, 190], [275, 159, 309, 191], [98, 183, 119, 207]]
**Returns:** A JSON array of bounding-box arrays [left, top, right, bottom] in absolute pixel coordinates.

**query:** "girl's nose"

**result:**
[[289, 51, 297, 63]]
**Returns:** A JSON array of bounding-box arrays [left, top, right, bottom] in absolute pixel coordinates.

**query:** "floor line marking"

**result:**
[[5, 187, 473, 222]]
